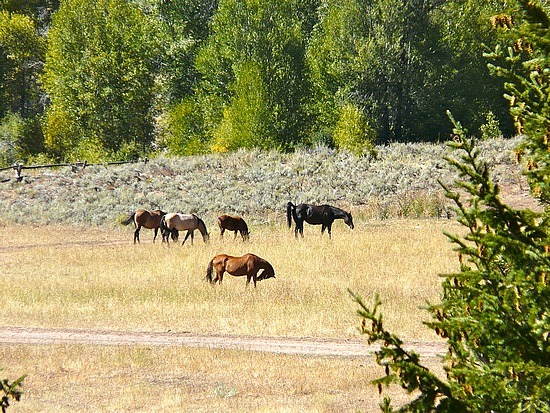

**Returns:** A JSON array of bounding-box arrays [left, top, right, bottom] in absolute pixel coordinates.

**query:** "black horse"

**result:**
[[286, 202, 354, 238]]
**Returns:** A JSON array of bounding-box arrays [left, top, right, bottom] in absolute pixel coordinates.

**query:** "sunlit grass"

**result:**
[[0, 219, 459, 412], [0, 343, 444, 413], [1, 219, 460, 341]]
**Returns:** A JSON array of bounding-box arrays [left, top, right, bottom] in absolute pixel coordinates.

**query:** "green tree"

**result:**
[[195, 0, 318, 152], [307, 0, 448, 144], [41, 0, 161, 161], [486, 0, 550, 204], [0, 10, 46, 164], [162, 97, 207, 155], [434, 0, 514, 139], [0, 10, 45, 118], [156, 0, 218, 101], [333, 103, 375, 155], [211, 61, 273, 151], [153, 0, 217, 155], [351, 1, 550, 411]]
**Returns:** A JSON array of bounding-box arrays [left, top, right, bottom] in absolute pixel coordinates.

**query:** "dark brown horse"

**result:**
[[286, 202, 354, 238], [121, 209, 166, 244], [205, 253, 275, 288], [217, 214, 250, 241], [160, 212, 209, 245]]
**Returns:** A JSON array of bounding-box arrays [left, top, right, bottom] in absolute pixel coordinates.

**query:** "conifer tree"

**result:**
[[351, 1, 550, 411]]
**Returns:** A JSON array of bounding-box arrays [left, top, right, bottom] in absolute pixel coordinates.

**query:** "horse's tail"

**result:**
[[121, 212, 136, 227], [205, 258, 215, 283], [242, 221, 250, 240], [160, 215, 171, 241], [160, 215, 167, 232], [286, 202, 295, 228]]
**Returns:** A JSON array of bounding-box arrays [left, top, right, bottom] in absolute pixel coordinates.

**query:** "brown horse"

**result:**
[[160, 212, 209, 245], [121, 209, 166, 244], [205, 253, 275, 288], [217, 214, 250, 241]]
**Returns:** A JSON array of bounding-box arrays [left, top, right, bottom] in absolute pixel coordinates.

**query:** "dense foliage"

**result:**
[[352, 1, 550, 411], [0, 368, 24, 412], [0, 0, 516, 164]]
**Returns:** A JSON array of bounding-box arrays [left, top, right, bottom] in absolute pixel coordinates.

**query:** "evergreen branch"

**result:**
[[349, 290, 459, 412]]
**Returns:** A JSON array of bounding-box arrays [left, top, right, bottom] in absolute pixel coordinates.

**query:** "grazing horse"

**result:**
[[160, 213, 209, 245], [286, 202, 354, 238], [205, 253, 275, 288], [217, 214, 250, 241], [121, 209, 166, 244]]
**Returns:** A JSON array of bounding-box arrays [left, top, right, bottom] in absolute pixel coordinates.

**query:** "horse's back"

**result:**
[[135, 209, 158, 228], [218, 214, 246, 230], [217, 214, 231, 228], [300, 204, 327, 224], [213, 253, 230, 265], [165, 212, 192, 230]]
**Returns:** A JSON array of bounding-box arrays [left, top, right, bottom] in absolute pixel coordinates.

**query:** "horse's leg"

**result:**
[[134, 226, 141, 244], [294, 221, 301, 238], [298, 221, 304, 238], [153, 228, 159, 243], [328, 223, 333, 239], [233, 230, 238, 240], [321, 224, 326, 234], [182, 230, 192, 245], [220, 227, 225, 240], [218, 270, 224, 285]]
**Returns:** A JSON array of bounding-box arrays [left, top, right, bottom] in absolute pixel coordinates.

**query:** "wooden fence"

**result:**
[[0, 158, 148, 182]]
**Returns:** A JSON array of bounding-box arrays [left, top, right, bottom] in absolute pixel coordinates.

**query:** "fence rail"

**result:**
[[0, 158, 148, 182]]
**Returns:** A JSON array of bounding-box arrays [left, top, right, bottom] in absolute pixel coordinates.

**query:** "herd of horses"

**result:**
[[121, 202, 354, 288]]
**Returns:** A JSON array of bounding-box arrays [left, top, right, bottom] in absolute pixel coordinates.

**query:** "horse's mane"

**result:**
[[194, 214, 209, 235], [329, 205, 350, 217]]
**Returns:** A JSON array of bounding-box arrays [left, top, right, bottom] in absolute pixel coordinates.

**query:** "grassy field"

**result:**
[[1, 219, 459, 337], [0, 136, 530, 411], [0, 218, 458, 412]]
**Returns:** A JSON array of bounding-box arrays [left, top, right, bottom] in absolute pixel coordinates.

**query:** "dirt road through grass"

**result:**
[[0, 326, 446, 358]]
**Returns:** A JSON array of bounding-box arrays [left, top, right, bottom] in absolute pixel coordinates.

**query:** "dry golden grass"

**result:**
[[1, 218, 460, 339], [0, 343, 448, 413], [0, 218, 459, 412]]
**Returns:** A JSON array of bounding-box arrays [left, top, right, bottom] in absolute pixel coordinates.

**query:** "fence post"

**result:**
[[13, 163, 23, 182]]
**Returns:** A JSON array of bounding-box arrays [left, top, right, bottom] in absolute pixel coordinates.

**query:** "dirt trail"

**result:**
[[0, 326, 446, 358]]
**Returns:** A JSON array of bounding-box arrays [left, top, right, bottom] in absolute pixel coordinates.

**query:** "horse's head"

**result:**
[[258, 264, 275, 281], [170, 229, 179, 241], [196, 216, 210, 243], [344, 212, 354, 230]]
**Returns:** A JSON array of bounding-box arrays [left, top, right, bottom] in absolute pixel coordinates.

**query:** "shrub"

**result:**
[[0, 112, 23, 167], [479, 111, 502, 140], [333, 103, 376, 156], [163, 98, 208, 156]]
